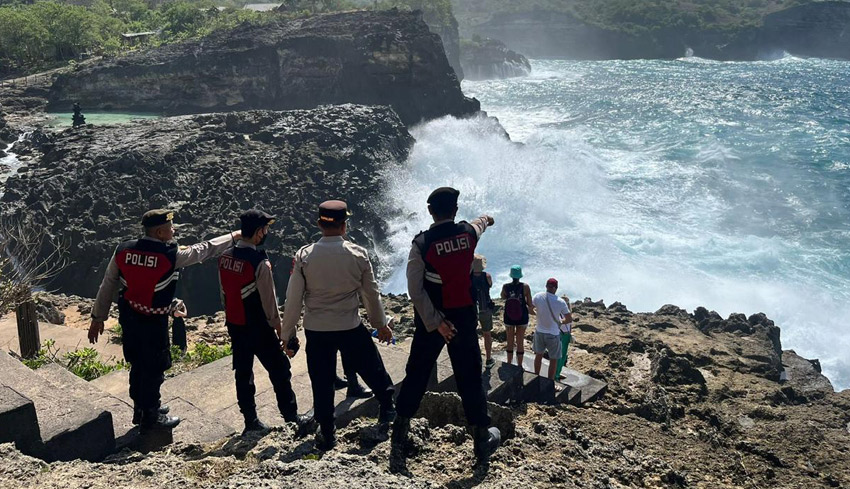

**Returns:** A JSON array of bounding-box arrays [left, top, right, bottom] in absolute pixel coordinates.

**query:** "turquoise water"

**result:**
[[382, 56, 850, 390], [47, 112, 160, 128]]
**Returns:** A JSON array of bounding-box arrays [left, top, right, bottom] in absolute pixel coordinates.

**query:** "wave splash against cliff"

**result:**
[[381, 58, 850, 390]]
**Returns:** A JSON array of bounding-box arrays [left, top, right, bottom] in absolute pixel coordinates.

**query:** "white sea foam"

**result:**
[[380, 72, 850, 390]]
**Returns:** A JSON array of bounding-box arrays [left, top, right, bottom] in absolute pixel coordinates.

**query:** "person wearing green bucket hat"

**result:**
[[500, 264, 535, 366]]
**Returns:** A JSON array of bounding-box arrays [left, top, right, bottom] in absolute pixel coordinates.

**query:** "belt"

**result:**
[[126, 299, 175, 316]]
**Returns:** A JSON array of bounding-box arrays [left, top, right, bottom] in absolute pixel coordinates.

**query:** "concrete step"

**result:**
[[490, 351, 607, 406], [33, 364, 136, 448], [0, 350, 115, 461], [0, 385, 40, 454]]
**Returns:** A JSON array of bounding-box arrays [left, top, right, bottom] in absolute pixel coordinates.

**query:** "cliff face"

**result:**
[[0, 106, 414, 314], [468, 2, 850, 61], [460, 37, 531, 80], [757, 1, 850, 59], [420, 9, 465, 81], [47, 10, 479, 125]]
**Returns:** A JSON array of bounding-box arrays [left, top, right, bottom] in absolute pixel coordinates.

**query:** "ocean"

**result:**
[[380, 56, 850, 390]]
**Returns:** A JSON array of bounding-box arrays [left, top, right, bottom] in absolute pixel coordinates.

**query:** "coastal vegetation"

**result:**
[[452, 0, 813, 32], [0, 0, 454, 77]]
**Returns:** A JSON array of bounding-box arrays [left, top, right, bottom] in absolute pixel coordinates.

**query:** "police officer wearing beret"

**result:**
[[282, 200, 397, 450], [218, 210, 314, 435], [89, 210, 241, 430], [391, 187, 501, 466]]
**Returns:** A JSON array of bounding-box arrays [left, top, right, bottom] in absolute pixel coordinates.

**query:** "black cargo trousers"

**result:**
[[305, 324, 394, 428], [119, 302, 171, 412], [395, 305, 490, 427], [227, 322, 298, 421]]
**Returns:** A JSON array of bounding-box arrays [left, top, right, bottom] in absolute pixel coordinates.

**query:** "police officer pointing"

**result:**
[[218, 210, 313, 435], [282, 200, 397, 450], [88, 210, 240, 430], [392, 187, 501, 466]]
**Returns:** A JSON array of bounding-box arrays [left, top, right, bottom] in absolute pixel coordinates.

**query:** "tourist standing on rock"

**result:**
[[88, 209, 240, 430], [392, 187, 501, 467], [500, 265, 534, 367], [282, 200, 397, 451], [554, 291, 573, 380], [531, 278, 573, 380], [472, 254, 496, 368], [218, 210, 314, 436]]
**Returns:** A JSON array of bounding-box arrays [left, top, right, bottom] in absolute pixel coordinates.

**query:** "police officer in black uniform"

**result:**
[[391, 187, 501, 466], [218, 209, 313, 435], [89, 209, 240, 430]]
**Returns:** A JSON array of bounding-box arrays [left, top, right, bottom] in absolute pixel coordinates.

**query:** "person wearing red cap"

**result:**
[[531, 278, 573, 380], [89, 209, 241, 430], [391, 187, 501, 468], [282, 200, 397, 450]]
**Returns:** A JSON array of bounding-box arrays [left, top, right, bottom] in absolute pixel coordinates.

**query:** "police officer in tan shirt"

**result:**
[[282, 200, 396, 450]]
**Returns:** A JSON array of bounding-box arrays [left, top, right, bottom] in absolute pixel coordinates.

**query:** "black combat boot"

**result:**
[[140, 409, 181, 431], [378, 402, 397, 424], [284, 413, 318, 438], [389, 416, 411, 473], [390, 416, 410, 449], [242, 417, 270, 436], [346, 380, 373, 399], [315, 423, 336, 451], [471, 425, 501, 464], [132, 405, 170, 425]]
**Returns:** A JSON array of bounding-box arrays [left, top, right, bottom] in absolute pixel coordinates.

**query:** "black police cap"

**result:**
[[427, 187, 460, 210], [141, 209, 174, 228], [240, 209, 276, 236], [318, 200, 350, 223]]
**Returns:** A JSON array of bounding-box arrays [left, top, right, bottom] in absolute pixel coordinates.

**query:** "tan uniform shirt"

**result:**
[[282, 236, 387, 335], [217, 241, 282, 332], [406, 216, 490, 332], [91, 233, 235, 321]]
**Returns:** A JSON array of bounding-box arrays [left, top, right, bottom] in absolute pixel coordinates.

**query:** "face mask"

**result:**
[[258, 230, 269, 246]]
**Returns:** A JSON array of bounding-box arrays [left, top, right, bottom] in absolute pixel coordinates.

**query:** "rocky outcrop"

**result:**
[[0, 105, 414, 314], [467, 2, 850, 61], [420, 9, 465, 81], [2, 294, 849, 487], [757, 1, 850, 59], [47, 10, 479, 125], [460, 37, 530, 80]]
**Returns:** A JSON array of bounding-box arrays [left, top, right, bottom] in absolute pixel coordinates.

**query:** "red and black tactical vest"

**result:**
[[218, 246, 269, 327], [115, 239, 179, 315], [412, 221, 478, 312]]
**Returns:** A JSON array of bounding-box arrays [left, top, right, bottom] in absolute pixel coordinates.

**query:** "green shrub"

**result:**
[[187, 342, 232, 366], [170, 342, 231, 367], [63, 347, 127, 381], [21, 338, 58, 369]]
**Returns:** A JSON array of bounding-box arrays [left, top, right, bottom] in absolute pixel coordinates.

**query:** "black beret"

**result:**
[[240, 209, 276, 236], [427, 187, 460, 210], [318, 200, 350, 223], [141, 209, 174, 228]]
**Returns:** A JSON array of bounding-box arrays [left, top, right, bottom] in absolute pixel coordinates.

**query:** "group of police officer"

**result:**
[[88, 187, 501, 465]]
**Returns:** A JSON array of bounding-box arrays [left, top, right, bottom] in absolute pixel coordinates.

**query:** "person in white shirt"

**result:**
[[531, 278, 573, 379]]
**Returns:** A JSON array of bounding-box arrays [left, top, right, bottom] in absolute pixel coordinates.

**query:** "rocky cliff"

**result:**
[[2, 297, 848, 487], [460, 37, 530, 80], [466, 1, 850, 61], [420, 9, 465, 81], [0, 105, 414, 314], [47, 10, 479, 125]]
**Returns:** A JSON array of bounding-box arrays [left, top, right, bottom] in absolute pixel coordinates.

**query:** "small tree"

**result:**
[[0, 218, 68, 357]]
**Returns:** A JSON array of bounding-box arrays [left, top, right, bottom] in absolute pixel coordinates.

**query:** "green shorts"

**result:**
[[478, 311, 494, 332]]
